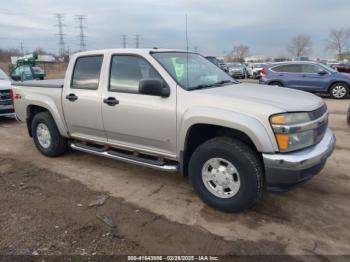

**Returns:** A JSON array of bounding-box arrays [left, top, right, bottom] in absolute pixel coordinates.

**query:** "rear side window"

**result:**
[[301, 64, 323, 73], [272, 64, 302, 73], [71, 56, 103, 89], [109, 55, 162, 94]]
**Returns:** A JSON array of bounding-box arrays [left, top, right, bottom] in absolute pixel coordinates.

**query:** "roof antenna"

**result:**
[[185, 14, 189, 88]]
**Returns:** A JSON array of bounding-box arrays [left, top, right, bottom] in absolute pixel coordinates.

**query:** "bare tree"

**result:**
[[326, 28, 350, 56], [0, 48, 21, 62], [287, 34, 312, 57], [231, 45, 249, 62]]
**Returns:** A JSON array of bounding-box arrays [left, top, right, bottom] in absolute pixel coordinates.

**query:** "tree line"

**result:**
[[0, 48, 56, 62], [230, 27, 350, 62]]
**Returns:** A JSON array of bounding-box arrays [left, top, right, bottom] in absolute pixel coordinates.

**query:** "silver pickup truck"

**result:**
[[12, 49, 336, 212]]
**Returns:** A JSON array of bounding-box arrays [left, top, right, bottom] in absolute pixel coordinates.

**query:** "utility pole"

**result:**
[[121, 35, 127, 48], [55, 13, 65, 57], [76, 15, 87, 52], [134, 34, 141, 48], [193, 45, 199, 52], [19, 41, 24, 55]]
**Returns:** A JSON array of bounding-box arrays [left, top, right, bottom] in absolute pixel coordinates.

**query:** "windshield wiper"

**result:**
[[212, 80, 235, 85], [189, 80, 235, 90]]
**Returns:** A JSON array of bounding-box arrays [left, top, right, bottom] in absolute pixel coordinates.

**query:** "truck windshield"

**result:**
[[152, 52, 236, 90]]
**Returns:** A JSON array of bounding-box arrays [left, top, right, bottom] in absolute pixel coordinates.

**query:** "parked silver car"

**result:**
[[0, 69, 15, 118], [227, 63, 247, 79]]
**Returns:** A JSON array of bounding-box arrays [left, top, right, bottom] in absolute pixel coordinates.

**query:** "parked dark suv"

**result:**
[[259, 62, 350, 99]]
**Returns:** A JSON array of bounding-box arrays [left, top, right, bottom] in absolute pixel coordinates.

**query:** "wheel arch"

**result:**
[[26, 104, 68, 137], [327, 81, 350, 92], [179, 111, 277, 176], [268, 80, 284, 86]]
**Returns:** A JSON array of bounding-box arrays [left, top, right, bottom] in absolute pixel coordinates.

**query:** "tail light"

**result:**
[[261, 67, 266, 77]]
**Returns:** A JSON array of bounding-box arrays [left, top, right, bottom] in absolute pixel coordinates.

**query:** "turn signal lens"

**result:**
[[271, 115, 285, 125], [275, 134, 289, 151]]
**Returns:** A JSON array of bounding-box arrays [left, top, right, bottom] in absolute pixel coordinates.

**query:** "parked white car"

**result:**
[[247, 63, 266, 79], [0, 69, 15, 117]]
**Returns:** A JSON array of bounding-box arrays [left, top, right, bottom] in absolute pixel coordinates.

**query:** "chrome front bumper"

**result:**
[[263, 128, 336, 191]]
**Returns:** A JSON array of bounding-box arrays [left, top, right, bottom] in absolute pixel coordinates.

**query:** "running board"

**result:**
[[70, 142, 179, 172]]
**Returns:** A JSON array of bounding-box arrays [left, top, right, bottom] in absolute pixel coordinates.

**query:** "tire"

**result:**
[[188, 137, 263, 213], [269, 81, 283, 87], [329, 83, 349, 99], [31, 112, 68, 157]]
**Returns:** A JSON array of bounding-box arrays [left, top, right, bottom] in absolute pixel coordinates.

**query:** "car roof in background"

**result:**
[[265, 61, 325, 67]]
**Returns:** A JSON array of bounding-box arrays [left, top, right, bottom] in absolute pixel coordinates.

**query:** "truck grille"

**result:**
[[0, 89, 13, 107], [312, 104, 328, 145], [0, 109, 15, 115]]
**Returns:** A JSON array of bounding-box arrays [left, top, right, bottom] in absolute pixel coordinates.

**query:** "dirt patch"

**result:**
[[0, 157, 298, 257]]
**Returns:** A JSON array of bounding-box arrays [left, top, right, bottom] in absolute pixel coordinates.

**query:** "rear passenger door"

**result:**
[[101, 54, 177, 158], [271, 64, 303, 89], [62, 55, 107, 143]]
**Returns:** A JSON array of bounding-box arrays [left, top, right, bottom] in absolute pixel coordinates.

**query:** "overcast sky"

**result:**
[[0, 0, 349, 58]]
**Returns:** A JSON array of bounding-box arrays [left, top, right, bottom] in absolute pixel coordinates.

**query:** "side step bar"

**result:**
[[70, 142, 179, 172]]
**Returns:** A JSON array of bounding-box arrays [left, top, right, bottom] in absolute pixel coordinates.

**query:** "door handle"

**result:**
[[66, 93, 78, 102], [103, 97, 119, 106]]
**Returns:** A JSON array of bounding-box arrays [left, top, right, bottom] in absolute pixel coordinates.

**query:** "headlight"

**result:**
[[270, 112, 327, 152]]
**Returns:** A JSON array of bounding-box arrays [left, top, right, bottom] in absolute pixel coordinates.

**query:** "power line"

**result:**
[[76, 15, 87, 52], [55, 13, 65, 57]]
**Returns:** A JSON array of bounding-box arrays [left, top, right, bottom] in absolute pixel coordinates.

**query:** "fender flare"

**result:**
[[178, 107, 278, 155], [25, 95, 68, 137]]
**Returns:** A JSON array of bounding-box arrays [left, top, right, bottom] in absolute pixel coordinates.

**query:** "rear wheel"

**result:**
[[31, 112, 68, 157], [188, 137, 263, 213], [329, 83, 349, 99], [269, 81, 283, 87]]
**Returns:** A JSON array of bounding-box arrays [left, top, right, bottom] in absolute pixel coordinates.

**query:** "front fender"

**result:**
[[178, 107, 278, 155]]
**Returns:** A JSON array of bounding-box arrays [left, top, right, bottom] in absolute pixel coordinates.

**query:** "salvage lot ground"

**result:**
[[0, 93, 349, 258]]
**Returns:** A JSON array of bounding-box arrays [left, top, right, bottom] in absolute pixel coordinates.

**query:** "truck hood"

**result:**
[[195, 83, 324, 112], [0, 79, 11, 90]]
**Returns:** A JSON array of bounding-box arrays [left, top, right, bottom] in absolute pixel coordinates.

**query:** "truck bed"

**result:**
[[12, 79, 64, 88]]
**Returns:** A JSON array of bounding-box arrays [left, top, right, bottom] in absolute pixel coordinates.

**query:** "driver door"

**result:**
[[101, 54, 177, 158]]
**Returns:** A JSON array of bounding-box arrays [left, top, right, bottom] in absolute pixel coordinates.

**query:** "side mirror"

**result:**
[[11, 75, 21, 81], [139, 79, 170, 97], [318, 70, 328, 75]]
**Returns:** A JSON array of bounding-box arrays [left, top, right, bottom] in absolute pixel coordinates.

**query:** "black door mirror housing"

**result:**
[[318, 70, 328, 75], [139, 79, 170, 97]]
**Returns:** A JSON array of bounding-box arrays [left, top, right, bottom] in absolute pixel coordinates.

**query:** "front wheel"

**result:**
[[32, 112, 68, 157], [329, 83, 349, 99], [189, 137, 263, 213]]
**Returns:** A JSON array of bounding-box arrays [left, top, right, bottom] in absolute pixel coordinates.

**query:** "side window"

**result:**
[[272, 64, 301, 73], [22, 65, 33, 80], [302, 64, 323, 74], [71, 56, 103, 89], [12, 67, 21, 76], [109, 55, 162, 93]]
